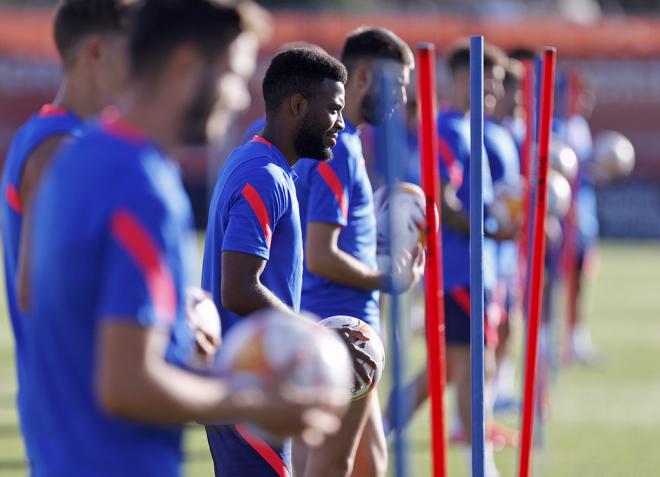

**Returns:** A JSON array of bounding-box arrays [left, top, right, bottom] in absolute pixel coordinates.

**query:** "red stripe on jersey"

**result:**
[[251, 135, 272, 147], [110, 209, 176, 324], [38, 104, 68, 117], [100, 108, 146, 145], [241, 183, 272, 247], [451, 287, 471, 316], [317, 162, 348, 219], [438, 136, 463, 189], [6, 184, 23, 214], [235, 425, 290, 477]]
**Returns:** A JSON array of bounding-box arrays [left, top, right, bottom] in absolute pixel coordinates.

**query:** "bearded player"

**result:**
[[293, 28, 422, 477], [201, 48, 361, 477]]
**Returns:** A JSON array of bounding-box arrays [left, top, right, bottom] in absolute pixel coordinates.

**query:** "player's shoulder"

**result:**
[[438, 110, 468, 136], [224, 141, 293, 194], [485, 120, 516, 148]]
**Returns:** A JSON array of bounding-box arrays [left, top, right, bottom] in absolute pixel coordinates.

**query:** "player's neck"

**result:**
[[120, 90, 179, 153], [260, 122, 298, 167], [52, 75, 102, 119]]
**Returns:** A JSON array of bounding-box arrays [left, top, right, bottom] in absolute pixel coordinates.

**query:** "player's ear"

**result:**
[[289, 92, 308, 119], [79, 35, 104, 67], [165, 45, 205, 110], [355, 63, 372, 94]]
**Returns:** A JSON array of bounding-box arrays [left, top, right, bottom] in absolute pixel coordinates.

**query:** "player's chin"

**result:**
[[308, 146, 333, 162]]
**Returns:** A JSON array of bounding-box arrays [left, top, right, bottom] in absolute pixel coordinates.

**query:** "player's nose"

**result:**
[[334, 112, 345, 132]]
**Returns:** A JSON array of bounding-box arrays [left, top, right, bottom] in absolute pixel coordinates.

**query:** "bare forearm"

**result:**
[[105, 361, 238, 424], [440, 184, 470, 236], [98, 324, 248, 425], [16, 213, 32, 313], [307, 247, 383, 291], [222, 280, 295, 317]]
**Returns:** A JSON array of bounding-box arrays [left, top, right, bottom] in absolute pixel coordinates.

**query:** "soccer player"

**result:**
[[293, 28, 420, 477], [384, 41, 505, 477], [0, 0, 135, 466], [482, 48, 523, 442], [555, 73, 602, 365], [24, 2, 343, 476], [434, 44, 503, 477], [491, 55, 526, 412], [201, 48, 350, 477]]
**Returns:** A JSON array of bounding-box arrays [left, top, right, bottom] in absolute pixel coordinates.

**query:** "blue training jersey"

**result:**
[[25, 112, 198, 477], [437, 108, 496, 292], [0, 104, 82, 464], [201, 136, 303, 334], [484, 118, 521, 282], [294, 120, 380, 328]]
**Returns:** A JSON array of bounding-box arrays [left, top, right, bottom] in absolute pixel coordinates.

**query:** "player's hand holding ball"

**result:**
[[216, 309, 353, 446], [319, 316, 385, 400], [489, 177, 524, 241], [373, 182, 431, 293], [185, 286, 222, 370]]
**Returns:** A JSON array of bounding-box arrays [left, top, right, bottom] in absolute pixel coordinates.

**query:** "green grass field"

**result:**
[[1, 241, 659, 475]]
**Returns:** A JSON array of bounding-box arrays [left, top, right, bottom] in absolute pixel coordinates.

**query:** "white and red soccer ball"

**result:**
[[373, 182, 434, 286], [318, 315, 385, 401]]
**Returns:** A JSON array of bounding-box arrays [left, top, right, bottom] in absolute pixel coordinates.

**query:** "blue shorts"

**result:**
[[445, 287, 497, 347], [206, 424, 291, 477]]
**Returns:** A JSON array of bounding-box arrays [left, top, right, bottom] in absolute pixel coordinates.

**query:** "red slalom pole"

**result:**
[[518, 47, 557, 477], [417, 43, 447, 477], [518, 60, 535, 311]]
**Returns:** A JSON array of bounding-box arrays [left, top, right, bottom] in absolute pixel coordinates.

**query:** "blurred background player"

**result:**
[[435, 42, 515, 474], [555, 71, 603, 365], [201, 48, 357, 477], [483, 48, 525, 422], [384, 40, 504, 477], [0, 0, 136, 468], [293, 27, 421, 477], [23, 2, 345, 476]]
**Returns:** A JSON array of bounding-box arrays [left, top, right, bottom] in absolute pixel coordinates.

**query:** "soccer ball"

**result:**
[[550, 138, 579, 183], [318, 315, 385, 401], [490, 177, 525, 229], [216, 309, 352, 439], [593, 130, 635, 180], [185, 286, 222, 371], [373, 182, 430, 280], [546, 170, 572, 219]]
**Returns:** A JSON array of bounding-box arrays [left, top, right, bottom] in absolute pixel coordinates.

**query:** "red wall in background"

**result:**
[[0, 9, 659, 236]]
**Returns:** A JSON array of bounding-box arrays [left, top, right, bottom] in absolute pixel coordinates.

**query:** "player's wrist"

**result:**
[[375, 271, 390, 292]]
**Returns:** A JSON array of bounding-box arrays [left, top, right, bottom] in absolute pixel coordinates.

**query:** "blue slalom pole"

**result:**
[[469, 35, 485, 477], [374, 65, 408, 477]]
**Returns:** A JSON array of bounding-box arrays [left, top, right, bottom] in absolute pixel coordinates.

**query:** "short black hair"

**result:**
[[262, 48, 347, 115], [509, 47, 537, 62], [340, 27, 414, 71], [129, 0, 268, 79], [503, 57, 523, 88], [446, 40, 506, 75], [53, 0, 137, 68]]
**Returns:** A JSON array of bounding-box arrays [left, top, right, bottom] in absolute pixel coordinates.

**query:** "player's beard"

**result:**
[[180, 74, 216, 146], [294, 112, 333, 161], [361, 89, 389, 127]]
